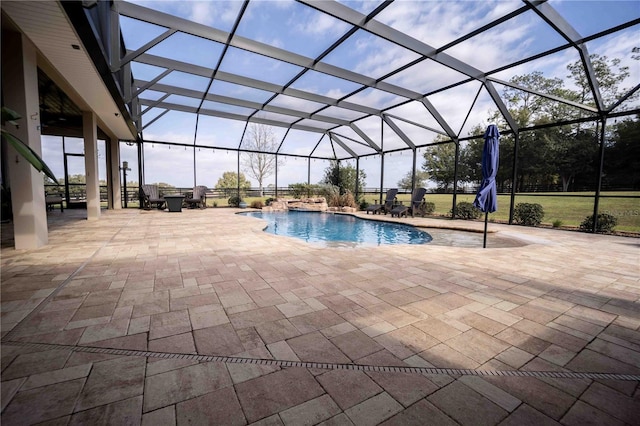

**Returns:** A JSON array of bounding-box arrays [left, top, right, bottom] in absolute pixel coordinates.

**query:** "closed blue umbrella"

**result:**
[[473, 124, 500, 248]]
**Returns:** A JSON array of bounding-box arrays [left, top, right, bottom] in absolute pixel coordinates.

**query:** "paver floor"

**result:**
[[1, 208, 639, 425]]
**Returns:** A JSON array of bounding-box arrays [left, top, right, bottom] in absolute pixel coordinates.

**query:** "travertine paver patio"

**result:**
[[1, 207, 639, 425]]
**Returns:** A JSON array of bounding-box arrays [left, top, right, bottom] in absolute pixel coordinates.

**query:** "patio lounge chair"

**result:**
[[390, 187, 428, 218], [185, 185, 207, 209], [45, 192, 64, 212], [141, 184, 165, 210], [365, 188, 398, 214]]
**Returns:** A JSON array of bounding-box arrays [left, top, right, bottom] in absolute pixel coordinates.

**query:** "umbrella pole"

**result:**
[[483, 211, 488, 248]]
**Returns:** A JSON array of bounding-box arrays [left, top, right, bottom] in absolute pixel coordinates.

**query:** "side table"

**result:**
[[163, 195, 185, 212]]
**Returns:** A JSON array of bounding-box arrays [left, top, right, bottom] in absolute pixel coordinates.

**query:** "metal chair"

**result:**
[[185, 185, 207, 209], [390, 187, 427, 218], [141, 184, 166, 210], [365, 188, 398, 215]]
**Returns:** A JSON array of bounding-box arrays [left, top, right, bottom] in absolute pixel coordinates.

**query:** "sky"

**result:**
[[44, 0, 640, 190]]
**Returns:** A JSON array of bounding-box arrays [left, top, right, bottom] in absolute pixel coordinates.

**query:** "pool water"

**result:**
[[242, 210, 432, 246]]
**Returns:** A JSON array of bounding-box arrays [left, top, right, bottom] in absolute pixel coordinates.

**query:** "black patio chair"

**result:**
[[365, 188, 398, 214], [141, 184, 166, 210], [185, 185, 207, 209], [390, 187, 428, 218]]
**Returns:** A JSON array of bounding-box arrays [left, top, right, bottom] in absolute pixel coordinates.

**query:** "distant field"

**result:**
[[388, 192, 640, 232], [205, 191, 640, 233]]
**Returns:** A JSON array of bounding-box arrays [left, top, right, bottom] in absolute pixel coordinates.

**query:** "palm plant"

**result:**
[[1, 106, 58, 184]]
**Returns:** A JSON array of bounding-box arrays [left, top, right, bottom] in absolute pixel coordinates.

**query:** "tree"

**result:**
[[156, 182, 176, 191], [397, 170, 429, 190], [478, 69, 616, 192], [605, 116, 640, 189], [215, 171, 251, 196], [456, 54, 633, 194], [241, 123, 281, 196], [459, 134, 493, 188], [320, 160, 366, 195], [422, 141, 457, 192], [66, 174, 86, 184], [546, 126, 597, 191], [547, 56, 632, 190], [567, 54, 632, 109], [497, 71, 565, 127], [491, 72, 566, 190]]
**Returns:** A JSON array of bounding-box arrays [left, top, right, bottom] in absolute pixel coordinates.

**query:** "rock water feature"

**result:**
[[260, 197, 356, 213]]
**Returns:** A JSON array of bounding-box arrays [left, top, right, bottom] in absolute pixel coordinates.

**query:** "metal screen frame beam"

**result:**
[[137, 81, 352, 127], [133, 53, 381, 116], [524, 0, 604, 111], [329, 134, 359, 158], [382, 116, 415, 150]]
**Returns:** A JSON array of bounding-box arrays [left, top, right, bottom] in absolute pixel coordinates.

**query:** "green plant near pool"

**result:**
[[422, 202, 435, 215], [452, 202, 481, 220], [513, 203, 544, 226], [580, 213, 618, 233], [228, 195, 242, 207]]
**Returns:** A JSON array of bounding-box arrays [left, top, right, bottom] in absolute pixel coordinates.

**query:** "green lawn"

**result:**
[[374, 192, 640, 232]]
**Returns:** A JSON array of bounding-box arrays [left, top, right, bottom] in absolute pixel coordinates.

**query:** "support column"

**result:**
[[508, 132, 520, 224], [2, 32, 48, 248], [237, 150, 241, 200], [109, 137, 122, 209], [137, 140, 144, 208], [411, 149, 417, 193], [452, 138, 460, 218], [592, 118, 607, 233], [379, 154, 385, 204], [355, 158, 360, 200], [83, 111, 100, 220], [379, 118, 384, 204]]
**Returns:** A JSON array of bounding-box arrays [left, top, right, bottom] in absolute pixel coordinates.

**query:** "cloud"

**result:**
[[185, 1, 241, 28], [296, 9, 350, 38], [187, 2, 214, 26], [376, 0, 532, 71], [324, 88, 350, 99], [353, 41, 420, 79], [344, 88, 404, 110], [130, 1, 239, 28]]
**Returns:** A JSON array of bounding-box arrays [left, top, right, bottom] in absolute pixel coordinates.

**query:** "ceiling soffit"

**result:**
[[1, 1, 136, 140]]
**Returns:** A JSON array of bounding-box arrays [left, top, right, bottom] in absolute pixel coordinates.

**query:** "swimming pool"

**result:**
[[242, 210, 432, 246]]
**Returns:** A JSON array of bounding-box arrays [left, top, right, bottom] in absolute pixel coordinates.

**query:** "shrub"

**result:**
[[328, 195, 341, 207], [340, 191, 357, 208], [453, 202, 481, 220], [413, 201, 435, 217], [359, 200, 369, 210], [265, 197, 276, 206], [228, 195, 241, 207], [212, 201, 218, 208], [318, 184, 341, 207], [288, 183, 320, 199], [580, 213, 618, 233], [251, 200, 264, 209], [513, 203, 545, 226], [552, 219, 563, 228], [422, 202, 435, 215], [289, 183, 308, 199]]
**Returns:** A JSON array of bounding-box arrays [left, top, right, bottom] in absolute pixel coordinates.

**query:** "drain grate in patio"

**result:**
[[3, 340, 639, 381]]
